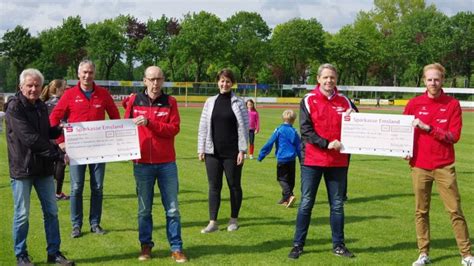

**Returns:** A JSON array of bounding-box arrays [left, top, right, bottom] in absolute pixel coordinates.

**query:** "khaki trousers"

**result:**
[[412, 164, 472, 256]]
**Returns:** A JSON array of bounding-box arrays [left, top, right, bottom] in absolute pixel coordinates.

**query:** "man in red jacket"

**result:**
[[124, 66, 187, 263], [50, 60, 120, 238], [288, 64, 355, 260], [404, 63, 473, 266]]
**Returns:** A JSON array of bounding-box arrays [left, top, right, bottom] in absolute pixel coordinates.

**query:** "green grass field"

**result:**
[[0, 107, 473, 265]]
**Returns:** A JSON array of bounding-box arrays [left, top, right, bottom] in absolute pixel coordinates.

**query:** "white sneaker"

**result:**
[[413, 254, 431, 266], [200, 222, 218, 233], [249, 155, 254, 160], [462, 256, 474, 266], [227, 218, 239, 232]]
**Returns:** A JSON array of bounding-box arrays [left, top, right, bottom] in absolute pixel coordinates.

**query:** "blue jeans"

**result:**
[[134, 162, 183, 252], [11, 176, 60, 256], [69, 163, 105, 228], [293, 165, 347, 248]]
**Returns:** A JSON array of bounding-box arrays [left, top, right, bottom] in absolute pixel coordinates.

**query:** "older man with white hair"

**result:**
[[5, 68, 74, 266]]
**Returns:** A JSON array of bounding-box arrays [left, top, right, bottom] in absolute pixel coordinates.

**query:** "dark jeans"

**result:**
[[11, 176, 60, 256], [134, 162, 183, 251], [205, 154, 243, 220], [249, 130, 255, 145], [69, 163, 105, 228], [277, 161, 295, 200], [293, 165, 348, 248]]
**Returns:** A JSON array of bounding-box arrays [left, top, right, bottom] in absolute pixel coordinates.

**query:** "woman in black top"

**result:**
[[197, 69, 249, 233]]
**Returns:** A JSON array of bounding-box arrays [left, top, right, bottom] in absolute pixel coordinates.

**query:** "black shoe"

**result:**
[[333, 244, 355, 258], [70, 227, 81, 238], [90, 224, 106, 235], [16, 253, 34, 266], [288, 245, 303, 259], [47, 252, 75, 265]]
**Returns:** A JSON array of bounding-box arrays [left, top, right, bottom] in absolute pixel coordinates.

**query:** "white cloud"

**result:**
[[0, 0, 472, 36]]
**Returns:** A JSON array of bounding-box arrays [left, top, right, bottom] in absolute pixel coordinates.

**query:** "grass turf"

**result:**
[[0, 106, 472, 265]]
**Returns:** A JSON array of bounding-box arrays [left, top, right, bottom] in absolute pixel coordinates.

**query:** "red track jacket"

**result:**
[[403, 90, 462, 169], [300, 85, 352, 167], [124, 91, 180, 164], [49, 82, 120, 144]]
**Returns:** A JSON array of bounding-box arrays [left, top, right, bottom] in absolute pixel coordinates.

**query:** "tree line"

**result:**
[[0, 0, 472, 92]]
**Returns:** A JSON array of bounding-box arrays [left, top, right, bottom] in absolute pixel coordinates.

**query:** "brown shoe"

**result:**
[[171, 250, 188, 263], [138, 244, 152, 261]]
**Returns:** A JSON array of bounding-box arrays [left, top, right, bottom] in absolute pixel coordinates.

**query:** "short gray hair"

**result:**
[[19, 68, 44, 87], [317, 63, 338, 77], [78, 59, 96, 73]]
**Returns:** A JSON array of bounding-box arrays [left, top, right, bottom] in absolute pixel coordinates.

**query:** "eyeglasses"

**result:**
[[145, 77, 164, 82]]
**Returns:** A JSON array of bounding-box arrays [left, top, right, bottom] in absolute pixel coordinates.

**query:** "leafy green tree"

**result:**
[[137, 16, 180, 79], [171, 11, 226, 82], [224, 11, 271, 82], [270, 18, 325, 84], [0, 26, 41, 82], [445, 11, 474, 87], [328, 25, 371, 85], [86, 18, 126, 80], [35, 16, 88, 80], [116, 15, 148, 80], [395, 7, 450, 86], [327, 11, 383, 85], [370, 0, 429, 86]]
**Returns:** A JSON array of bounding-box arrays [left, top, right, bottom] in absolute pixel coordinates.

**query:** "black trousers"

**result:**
[[277, 160, 296, 200], [205, 154, 243, 220], [54, 150, 66, 195]]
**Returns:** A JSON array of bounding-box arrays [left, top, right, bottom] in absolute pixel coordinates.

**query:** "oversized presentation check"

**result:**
[[64, 119, 141, 165], [340, 113, 415, 157]]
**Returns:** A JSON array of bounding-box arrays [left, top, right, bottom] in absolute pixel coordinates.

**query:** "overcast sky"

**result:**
[[0, 0, 472, 37]]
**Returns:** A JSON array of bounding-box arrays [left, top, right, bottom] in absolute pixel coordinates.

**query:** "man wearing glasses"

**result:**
[[124, 66, 187, 263]]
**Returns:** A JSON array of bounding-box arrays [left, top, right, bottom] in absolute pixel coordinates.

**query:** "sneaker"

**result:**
[[249, 155, 254, 160], [70, 227, 81, 238], [47, 252, 75, 265], [138, 244, 152, 261], [277, 198, 288, 205], [90, 224, 106, 235], [412, 254, 431, 265], [333, 244, 355, 258], [288, 245, 303, 259], [462, 256, 474, 266], [171, 250, 188, 263], [56, 192, 70, 201], [200, 222, 218, 234], [227, 218, 239, 232], [286, 195, 296, 208], [16, 253, 33, 266]]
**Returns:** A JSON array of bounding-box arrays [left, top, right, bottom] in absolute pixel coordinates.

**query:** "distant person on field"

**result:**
[[50, 59, 120, 238], [41, 79, 69, 201], [197, 68, 249, 233], [288, 63, 355, 260], [5, 68, 74, 266], [257, 109, 301, 208], [404, 63, 473, 266], [124, 66, 187, 263], [0, 110, 5, 132], [246, 99, 259, 159]]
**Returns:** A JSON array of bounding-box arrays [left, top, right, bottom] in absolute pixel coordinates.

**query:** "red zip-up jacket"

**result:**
[[124, 91, 180, 164], [403, 90, 462, 169], [300, 85, 352, 167], [49, 82, 120, 144]]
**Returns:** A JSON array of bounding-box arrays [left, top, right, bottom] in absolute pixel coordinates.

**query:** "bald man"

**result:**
[[124, 66, 187, 263]]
